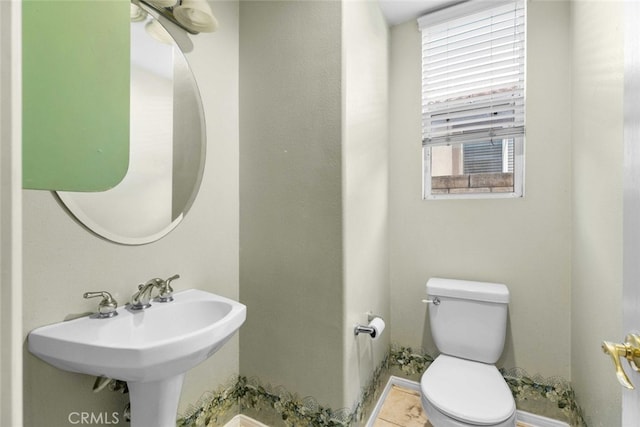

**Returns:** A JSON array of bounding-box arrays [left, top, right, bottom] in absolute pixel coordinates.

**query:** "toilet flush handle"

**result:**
[[422, 297, 440, 306], [602, 333, 640, 390]]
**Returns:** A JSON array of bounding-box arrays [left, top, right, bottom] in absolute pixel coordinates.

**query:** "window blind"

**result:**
[[420, 0, 525, 147], [462, 139, 514, 174]]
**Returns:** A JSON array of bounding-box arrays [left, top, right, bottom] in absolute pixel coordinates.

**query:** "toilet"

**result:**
[[421, 278, 516, 427]]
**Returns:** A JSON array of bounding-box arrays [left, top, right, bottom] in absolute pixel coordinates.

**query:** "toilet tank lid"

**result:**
[[426, 278, 510, 304]]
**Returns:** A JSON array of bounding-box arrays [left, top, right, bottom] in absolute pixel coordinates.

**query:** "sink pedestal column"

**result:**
[[127, 373, 186, 427]]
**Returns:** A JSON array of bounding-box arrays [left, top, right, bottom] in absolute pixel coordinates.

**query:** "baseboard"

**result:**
[[516, 410, 570, 427], [223, 414, 270, 427], [365, 376, 420, 427], [365, 376, 570, 427]]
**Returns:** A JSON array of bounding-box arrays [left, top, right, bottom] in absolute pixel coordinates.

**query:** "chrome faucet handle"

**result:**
[[156, 274, 180, 302], [83, 291, 118, 319]]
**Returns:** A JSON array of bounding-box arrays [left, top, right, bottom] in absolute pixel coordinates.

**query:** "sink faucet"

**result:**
[[130, 274, 181, 310], [130, 279, 163, 310]]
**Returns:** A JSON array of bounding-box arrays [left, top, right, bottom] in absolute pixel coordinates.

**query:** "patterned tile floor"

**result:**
[[371, 385, 532, 427]]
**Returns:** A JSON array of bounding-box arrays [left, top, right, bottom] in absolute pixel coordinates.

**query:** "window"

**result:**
[[419, 0, 526, 199]]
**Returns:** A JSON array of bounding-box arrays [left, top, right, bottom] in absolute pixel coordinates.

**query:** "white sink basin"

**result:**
[[28, 289, 246, 427]]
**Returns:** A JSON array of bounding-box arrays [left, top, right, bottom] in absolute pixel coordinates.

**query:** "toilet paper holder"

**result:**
[[354, 313, 385, 338]]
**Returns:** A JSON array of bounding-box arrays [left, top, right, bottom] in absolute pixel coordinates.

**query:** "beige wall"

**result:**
[[342, 0, 390, 408], [21, 1, 239, 425], [239, 0, 346, 410], [240, 0, 390, 412], [388, 0, 573, 379], [571, 1, 624, 425], [18, 1, 628, 425]]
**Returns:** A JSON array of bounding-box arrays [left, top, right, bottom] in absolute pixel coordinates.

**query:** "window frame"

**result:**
[[419, 0, 526, 200]]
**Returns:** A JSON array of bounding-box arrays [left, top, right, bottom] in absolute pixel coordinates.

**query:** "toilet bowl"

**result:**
[[420, 278, 516, 427], [421, 355, 516, 427]]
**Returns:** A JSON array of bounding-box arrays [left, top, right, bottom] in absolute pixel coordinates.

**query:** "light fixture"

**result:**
[[146, 0, 178, 8], [130, 3, 148, 22], [136, 0, 218, 34], [173, 0, 218, 33], [145, 19, 175, 44]]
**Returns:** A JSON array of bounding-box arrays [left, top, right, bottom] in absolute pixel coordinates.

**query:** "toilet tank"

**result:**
[[426, 278, 510, 364]]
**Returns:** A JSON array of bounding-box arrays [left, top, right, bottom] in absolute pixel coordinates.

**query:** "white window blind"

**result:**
[[419, 0, 525, 147]]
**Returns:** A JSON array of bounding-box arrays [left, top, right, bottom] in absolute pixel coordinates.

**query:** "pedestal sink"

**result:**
[[28, 289, 246, 427]]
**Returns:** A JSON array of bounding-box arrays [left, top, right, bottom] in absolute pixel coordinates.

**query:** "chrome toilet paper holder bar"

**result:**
[[354, 314, 383, 338], [354, 324, 377, 337]]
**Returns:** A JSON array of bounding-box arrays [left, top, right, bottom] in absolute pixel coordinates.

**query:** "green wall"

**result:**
[[23, 0, 130, 191]]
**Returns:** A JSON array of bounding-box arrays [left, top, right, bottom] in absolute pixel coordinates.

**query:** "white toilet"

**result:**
[[421, 278, 516, 427]]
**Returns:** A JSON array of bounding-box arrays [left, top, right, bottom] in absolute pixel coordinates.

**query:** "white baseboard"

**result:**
[[515, 410, 570, 427], [365, 376, 419, 427], [365, 376, 570, 427]]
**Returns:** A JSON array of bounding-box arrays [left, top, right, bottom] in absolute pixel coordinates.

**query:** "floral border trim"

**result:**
[[174, 344, 588, 427], [177, 375, 355, 427], [388, 345, 434, 378], [349, 352, 391, 426], [176, 355, 390, 427], [236, 376, 352, 426], [387, 345, 588, 427], [501, 368, 588, 427], [177, 370, 387, 427], [177, 376, 239, 427]]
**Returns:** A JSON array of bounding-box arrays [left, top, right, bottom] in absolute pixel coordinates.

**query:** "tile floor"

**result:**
[[371, 385, 532, 427]]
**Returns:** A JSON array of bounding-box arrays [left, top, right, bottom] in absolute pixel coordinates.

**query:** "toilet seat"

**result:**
[[421, 355, 516, 426]]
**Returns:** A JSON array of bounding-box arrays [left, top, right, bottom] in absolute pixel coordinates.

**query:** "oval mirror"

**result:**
[[56, 7, 206, 245]]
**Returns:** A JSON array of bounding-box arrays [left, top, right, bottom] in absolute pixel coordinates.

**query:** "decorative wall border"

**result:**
[[177, 376, 353, 427], [177, 376, 239, 427], [170, 344, 588, 427], [386, 345, 587, 427], [176, 355, 390, 427], [501, 367, 587, 427]]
